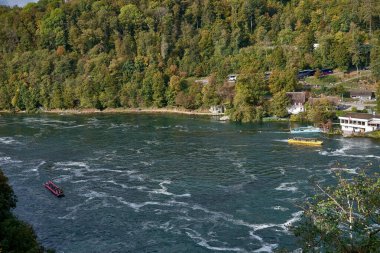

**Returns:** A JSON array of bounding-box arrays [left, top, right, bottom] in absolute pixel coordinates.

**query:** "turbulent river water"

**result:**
[[1, 113, 380, 252]]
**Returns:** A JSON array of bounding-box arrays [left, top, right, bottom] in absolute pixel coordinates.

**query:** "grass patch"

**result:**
[[367, 130, 380, 139], [305, 75, 340, 86]]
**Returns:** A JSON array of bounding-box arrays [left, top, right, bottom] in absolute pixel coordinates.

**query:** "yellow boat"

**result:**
[[288, 137, 323, 146]]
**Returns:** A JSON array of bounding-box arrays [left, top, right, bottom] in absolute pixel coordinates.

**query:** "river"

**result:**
[[1, 113, 379, 252]]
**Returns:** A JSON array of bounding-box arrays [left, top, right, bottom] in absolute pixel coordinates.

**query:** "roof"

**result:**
[[286, 92, 307, 104], [308, 96, 339, 105], [350, 90, 374, 96], [340, 113, 378, 120]]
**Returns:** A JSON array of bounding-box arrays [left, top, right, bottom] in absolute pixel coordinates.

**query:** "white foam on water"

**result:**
[[22, 161, 46, 175], [87, 168, 124, 173], [108, 123, 134, 129], [148, 180, 191, 198], [81, 190, 109, 199], [238, 169, 257, 181], [61, 124, 85, 129], [294, 167, 312, 173], [233, 162, 246, 168], [114, 197, 174, 212], [53, 161, 89, 177], [54, 174, 73, 183], [171, 199, 303, 237], [319, 143, 380, 159], [55, 161, 89, 168], [185, 229, 245, 252], [71, 179, 94, 184], [58, 196, 95, 220], [129, 174, 146, 181], [170, 200, 279, 232], [275, 182, 298, 193], [271, 206, 289, 212], [280, 211, 303, 232], [0, 156, 22, 165], [155, 125, 172, 130], [105, 180, 148, 191], [140, 161, 153, 166], [23, 118, 74, 125], [0, 156, 11, 162], [144, 140, 161, 145], [250, 232, 278, 253], [253, 244, 279, 253], [129, 148, 144, 154], [0, 137, 21, 145], [330, 167, 359, 174], [174, 125, 189, 132], [54, 161, 124, 177]]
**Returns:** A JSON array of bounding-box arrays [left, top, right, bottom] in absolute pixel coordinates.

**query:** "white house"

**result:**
[[286, 92, 307, 115], [339, 113, 380, 134], [209, 105, 225, 115], [349, 90, 375, 101], [227, 74, 238, 82]]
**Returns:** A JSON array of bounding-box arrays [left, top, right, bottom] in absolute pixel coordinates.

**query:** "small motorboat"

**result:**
[[290, 126, 321, 134], [288, 137, 323, 146], [44, 181, 64, 197]]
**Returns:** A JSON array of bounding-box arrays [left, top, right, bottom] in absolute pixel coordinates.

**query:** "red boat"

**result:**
[[44, 181, 64, 197]]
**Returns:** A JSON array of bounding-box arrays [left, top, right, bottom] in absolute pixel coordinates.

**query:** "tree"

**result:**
[[166, 75, 182, 106], [294, 172, 380, 252], [38, 8, 67, 50], [332, 42, 350, 72], [371, 33, 380, 81], [230, 67, 267, 122], [306, 99, 336, 123], [201, 74, 220, 107], [0, 170, 16, 220], [118, 4, 144, 35], [0, 169, 53, 253], [270, 91, 290, 118], [269, 68, 299, 94]]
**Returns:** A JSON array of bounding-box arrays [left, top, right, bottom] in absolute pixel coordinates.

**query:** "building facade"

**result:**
[[349, 90, 375, 101], [339, 113, 380, 134], [286, 92, 308, 115]]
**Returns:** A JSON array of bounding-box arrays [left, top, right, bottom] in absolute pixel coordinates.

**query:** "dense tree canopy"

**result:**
[[0, 0, 379, 121]]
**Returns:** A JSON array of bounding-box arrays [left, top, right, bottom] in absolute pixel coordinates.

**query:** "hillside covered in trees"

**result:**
[[0, 0, 379, 121]]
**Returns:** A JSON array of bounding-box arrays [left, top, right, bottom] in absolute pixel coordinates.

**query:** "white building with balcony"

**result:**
[[339, 113, 380, 134]]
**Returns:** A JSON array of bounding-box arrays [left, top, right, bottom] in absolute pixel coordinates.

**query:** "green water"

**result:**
[[1, 113, 379, 252]]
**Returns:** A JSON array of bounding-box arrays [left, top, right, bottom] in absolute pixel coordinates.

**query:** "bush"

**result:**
[[294, 172, 380, 252], [0, 169, 54, 253]]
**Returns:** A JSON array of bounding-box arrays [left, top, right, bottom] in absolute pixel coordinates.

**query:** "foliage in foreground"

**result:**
[[294, 172, 380, 252], [0, 169, 53, 253]]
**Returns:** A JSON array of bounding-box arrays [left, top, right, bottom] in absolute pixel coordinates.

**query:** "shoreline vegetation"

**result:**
[[0, 169, 53, 253], [0, 107, 218, 116]]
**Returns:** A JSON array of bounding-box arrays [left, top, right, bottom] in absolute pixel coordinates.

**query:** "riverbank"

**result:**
[[0, 107, 220, 116]]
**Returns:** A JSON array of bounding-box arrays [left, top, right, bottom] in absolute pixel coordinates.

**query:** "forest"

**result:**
[[0, 0, 379, 121]]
